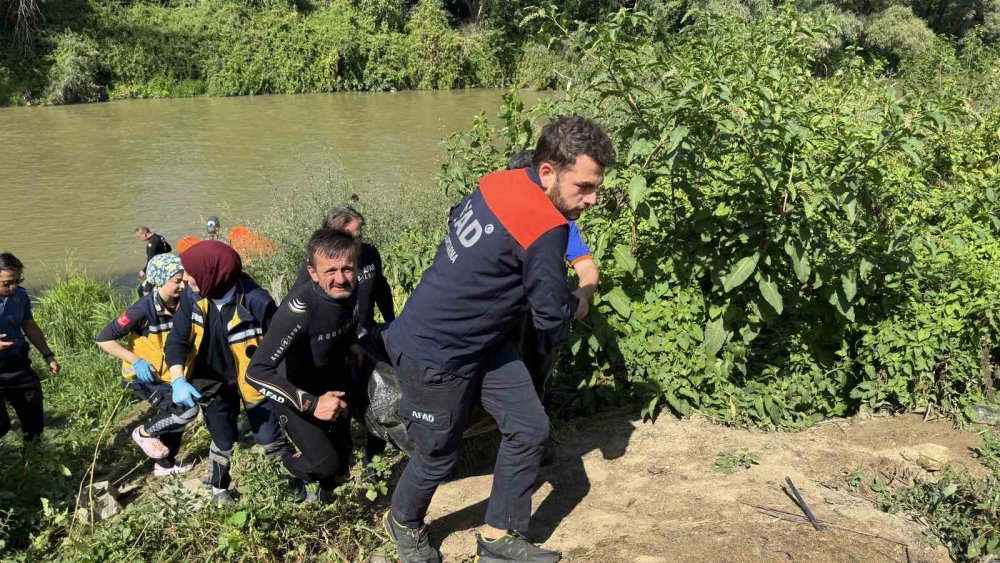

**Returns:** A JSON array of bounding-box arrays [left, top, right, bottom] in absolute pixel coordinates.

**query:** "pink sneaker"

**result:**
[[153, 461, 194, 477], [131, 426, 169, 459]]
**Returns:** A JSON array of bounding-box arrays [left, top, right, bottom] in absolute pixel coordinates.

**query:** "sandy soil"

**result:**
[[417, 411, 989, 563]]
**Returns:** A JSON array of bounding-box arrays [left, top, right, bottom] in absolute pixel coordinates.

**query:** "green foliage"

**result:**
[[973, 430, 1000, 472], [32, 270, 130, 353], [406, 0, 464, 89], [53, 450, 388, 561], [44, 31, 105, 105], [355, 0, 410, 32], [712, 448, 759, 473], [862, 5, 937, 65], [870, 436, 1000, 560], [243, 173, 447, 305], [0, 0, 511, 105], [844, 465, 866, 489], [439, 6, 1000, 427]]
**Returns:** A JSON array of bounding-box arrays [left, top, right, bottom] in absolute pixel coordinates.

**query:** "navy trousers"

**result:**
[[388, 340, 549, 532]]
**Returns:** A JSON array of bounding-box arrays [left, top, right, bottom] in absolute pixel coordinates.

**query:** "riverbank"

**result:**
[[0, 0, 568, 107]]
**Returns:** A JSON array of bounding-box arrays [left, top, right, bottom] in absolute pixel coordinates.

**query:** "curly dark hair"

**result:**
[[532, 116, 616, 171]]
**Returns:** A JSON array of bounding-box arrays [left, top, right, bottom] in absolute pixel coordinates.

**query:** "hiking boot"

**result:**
[[132, 426, 169, 459], [475, 531, 561, 562], [212, 488, 236, 507], [153, 460, 194, 477], [382, 510, 440, 563]]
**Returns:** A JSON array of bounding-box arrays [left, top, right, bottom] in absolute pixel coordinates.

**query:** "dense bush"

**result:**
[[0, 0, 510, 105], [440, 6, 1000, 427], [4, 0, 998, 106], [44, 31, 105, 105]]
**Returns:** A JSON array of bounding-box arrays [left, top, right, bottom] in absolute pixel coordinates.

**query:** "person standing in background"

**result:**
[[135, 226, 172, 297]]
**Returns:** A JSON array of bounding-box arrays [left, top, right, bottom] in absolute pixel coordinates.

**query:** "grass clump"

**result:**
[[712, 449, 759, 474]]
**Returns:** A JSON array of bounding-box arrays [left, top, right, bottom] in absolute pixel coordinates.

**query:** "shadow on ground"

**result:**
[[426, 408, 638, 546]]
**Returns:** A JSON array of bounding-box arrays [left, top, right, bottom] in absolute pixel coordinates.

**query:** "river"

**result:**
[[0, 90, 524, 288]]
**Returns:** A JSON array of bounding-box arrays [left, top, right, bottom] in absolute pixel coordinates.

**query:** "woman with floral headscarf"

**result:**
[[163, 240, 291, 506], [97, 253, 197, 476]]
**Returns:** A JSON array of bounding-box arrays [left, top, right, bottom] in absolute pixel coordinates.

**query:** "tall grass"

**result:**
[[32, 271, 131, 354], [244, 173, 449, 305], [0, 269, 138, 556]]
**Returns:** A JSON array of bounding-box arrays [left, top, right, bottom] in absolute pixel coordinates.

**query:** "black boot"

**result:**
[[382, 510, 441, 563]]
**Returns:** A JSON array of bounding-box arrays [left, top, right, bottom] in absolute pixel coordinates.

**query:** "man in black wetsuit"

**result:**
[[293, 206, 394, 327], [135, 226, 172, 297], [293, 206, 392, 470], [247, 228, 364, 503]]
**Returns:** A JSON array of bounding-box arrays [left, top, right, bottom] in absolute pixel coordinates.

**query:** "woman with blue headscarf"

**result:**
[[97, 253, 199, 476]]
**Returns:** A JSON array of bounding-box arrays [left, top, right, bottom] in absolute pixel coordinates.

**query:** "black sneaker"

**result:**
[[382, 510, 441, 563], [475, 531, 561, 562]]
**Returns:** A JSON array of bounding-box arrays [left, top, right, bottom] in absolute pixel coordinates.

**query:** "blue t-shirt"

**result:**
[[0, 287, 33, 360], [566, 221, 592, 265]]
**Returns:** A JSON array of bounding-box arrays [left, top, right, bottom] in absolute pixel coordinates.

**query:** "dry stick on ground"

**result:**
[[784, 476, 822, 531], [747, 504, 913, 563], [111, 460, 149, 488]]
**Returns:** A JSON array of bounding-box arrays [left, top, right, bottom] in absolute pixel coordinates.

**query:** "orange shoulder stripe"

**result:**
[[479, 169, 567, 250]]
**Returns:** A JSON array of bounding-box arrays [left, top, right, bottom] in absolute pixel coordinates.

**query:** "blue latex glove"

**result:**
[[170, 377, 202, 408], [131, 358, 156, 384]]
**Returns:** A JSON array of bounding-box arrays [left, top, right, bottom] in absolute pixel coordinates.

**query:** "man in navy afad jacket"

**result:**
[[382, 116, 615, 563]]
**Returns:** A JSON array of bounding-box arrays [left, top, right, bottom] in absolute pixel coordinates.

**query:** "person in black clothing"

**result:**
[[293, 206, 392, 468], [293, 206, 394, 326], [247, 228, 363, 503], [381, 116, 615, 563], [135, 226, 172, 297]]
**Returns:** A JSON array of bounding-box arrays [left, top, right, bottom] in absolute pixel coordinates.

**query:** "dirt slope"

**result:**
[[420, 411, 986, 562]]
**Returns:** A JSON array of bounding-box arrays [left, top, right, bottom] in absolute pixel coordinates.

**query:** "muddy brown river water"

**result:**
[[0, 90, 527, 287]]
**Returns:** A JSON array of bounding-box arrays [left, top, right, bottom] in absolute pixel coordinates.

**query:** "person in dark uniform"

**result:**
[[292, 207, 393, 471], [381, 116, 615, 563], [135, 226, 172, 297], [247, 228, 363, 503], [163, 240, 288, 506], [293, 207, 394, 326], [97, 253, 198, 476], [0, 252, 60, 444], [507, 149, 599, 320], [507, 149, 602, 466]]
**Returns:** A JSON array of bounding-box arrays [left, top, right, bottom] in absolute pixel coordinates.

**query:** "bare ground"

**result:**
[[418, 411, 989, 562]]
